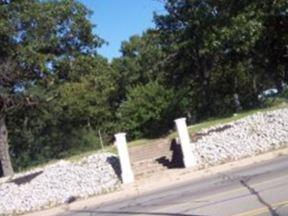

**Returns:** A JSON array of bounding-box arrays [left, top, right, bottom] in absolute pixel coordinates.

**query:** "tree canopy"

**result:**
[[0, 0, 102, 175], [0, 0, 287, 175]]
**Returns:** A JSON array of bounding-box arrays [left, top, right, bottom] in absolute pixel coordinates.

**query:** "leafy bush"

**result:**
[[117, 82, 175, 138]]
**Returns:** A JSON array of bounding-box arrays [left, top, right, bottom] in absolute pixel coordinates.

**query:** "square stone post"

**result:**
[[174, 118, 197, 168], [114, 133, 134, 184]]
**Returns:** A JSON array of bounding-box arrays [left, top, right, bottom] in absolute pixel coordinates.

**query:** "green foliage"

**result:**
[[111, 30, 165, 104], [117, 82, 174, 138], [1, 0, 288, 171], [0, 0, 102, 114], [153, 0, 287, 119], [7, 54, 118, 170], [0, 0, 107, 171]]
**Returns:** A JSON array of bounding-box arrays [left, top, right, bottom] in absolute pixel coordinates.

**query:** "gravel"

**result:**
[[0, 153, 120, 215], [191, 108, 288, 168]]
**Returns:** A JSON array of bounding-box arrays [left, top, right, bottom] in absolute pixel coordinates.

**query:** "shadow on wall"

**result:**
[[106, 156, 121, 179], [156, 139, 184, 169], [9, 171, 43, 185]]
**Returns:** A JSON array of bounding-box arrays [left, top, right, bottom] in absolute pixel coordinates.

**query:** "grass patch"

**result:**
[[60, 139, 155, 162], [169, 101, 288, 138], [63, 100, 288, 163], [15, 100, 288, 175]]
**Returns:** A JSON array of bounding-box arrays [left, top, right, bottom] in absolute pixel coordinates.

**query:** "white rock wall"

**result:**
[[191, 108, 288, 168], [0, 153, 120, 215]]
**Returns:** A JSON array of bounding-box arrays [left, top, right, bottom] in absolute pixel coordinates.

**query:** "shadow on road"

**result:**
[[70, 210, 207, 216]]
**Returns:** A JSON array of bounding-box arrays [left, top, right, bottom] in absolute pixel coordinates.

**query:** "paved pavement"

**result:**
[[61, 155, 288, 216]]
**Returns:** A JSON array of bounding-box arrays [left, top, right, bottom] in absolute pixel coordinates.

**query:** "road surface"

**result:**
[[61, 155, 288, 216]]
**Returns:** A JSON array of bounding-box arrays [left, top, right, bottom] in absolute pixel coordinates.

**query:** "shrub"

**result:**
[[117, 82, 175, 138]]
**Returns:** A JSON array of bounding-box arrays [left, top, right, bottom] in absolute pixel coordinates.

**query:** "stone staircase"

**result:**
[[132, 160, 168, 177], [129, 139, 174, 178]]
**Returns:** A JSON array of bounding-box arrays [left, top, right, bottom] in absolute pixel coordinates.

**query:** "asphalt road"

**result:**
[[62, 155, 288, 216]]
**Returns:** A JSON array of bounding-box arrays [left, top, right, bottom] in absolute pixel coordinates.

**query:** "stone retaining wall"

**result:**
[[191, 108, 288, 168], [0, 153, 120, 215], [2, 108, 288, 215]]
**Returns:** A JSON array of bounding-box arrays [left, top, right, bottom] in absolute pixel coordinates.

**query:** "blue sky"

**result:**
[[79, 0, 165, 60]]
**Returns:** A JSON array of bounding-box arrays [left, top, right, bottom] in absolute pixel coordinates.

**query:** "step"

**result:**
[[134, 165, 167, 178], [132, 156, 171, 167], [130, 149, 172, 162], [129, 139, 171, 154], [129, 140, 172, 162], [132, 159, 169, 176], [133, 164, 167, 173], [129, 146, 171, 158], [132, 161, 167, 170], [133, 164, 167, 177]]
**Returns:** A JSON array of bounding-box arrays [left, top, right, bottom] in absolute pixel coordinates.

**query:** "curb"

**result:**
[[23, 147, 288, 216]]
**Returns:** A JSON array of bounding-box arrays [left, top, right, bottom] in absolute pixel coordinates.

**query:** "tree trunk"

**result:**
[[233, 93, 243, 112], [200, 63, 211, 117], [284, 64, 288, 85], [0, 116, 14, 177], [275, 78, 284, 94]]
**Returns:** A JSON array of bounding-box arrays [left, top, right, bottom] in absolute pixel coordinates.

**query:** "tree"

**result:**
[[54, 55, 117, 151], [111, 30, 165, 105], [117, 82, 174, 138], [0, 0, 101, 176], [154, 0, 265, 118], [256, 0, 288, 93], [6, 54, 117, 170]]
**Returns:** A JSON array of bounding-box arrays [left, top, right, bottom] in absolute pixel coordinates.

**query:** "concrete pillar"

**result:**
[[174, 118, 197, 168], [114, 133, 134, 184]]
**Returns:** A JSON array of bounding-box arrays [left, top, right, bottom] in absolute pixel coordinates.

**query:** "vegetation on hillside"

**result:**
[[0, 0, 287, 174]]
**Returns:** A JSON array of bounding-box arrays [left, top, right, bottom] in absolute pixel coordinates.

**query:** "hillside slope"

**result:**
[[191, 108, 288, 167]]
